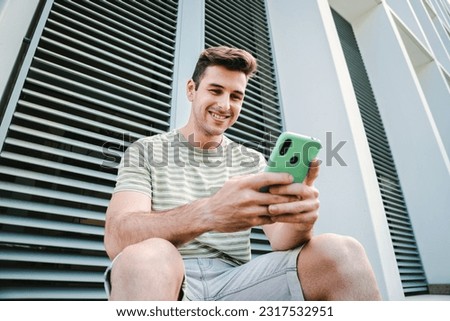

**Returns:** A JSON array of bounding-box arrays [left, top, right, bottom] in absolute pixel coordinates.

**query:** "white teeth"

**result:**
[[211, 112, 227, 120]]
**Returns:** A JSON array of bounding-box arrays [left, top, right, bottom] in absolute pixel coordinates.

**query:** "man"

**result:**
[[104, 46, 381, 301]]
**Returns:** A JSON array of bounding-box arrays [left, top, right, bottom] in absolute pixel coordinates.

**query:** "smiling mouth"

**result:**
[[210, 111, 230, 120]]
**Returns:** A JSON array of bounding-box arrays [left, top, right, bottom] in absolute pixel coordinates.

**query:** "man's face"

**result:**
[[187, 65, 248, 138]]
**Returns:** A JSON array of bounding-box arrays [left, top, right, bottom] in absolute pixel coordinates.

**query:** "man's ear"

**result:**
[[186, 79, 196, 102]]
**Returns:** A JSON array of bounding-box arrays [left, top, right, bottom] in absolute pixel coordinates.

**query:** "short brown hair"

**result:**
[[191, 46, 257, 89]]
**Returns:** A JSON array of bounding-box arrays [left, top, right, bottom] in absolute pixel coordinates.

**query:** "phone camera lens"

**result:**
[[289, 155, 299, 165], [280, 139, 292, 156]]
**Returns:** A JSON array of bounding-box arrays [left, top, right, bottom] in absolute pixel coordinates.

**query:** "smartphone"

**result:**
[[263, 132, 322, 187]]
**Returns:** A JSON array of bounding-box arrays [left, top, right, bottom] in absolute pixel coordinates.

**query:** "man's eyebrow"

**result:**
[[208, 83, 244, 96]]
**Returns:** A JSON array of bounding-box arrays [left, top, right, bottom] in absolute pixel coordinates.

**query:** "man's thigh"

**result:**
[[183, 247, 304, 301]]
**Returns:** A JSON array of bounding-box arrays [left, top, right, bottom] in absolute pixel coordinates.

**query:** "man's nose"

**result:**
[[218, 96, 231, 110]]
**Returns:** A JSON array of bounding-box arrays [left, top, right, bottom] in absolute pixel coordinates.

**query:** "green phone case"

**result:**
[[265, 132, 322, 183]]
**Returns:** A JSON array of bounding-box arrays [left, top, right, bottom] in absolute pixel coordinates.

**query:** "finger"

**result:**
[[268, 183, 303, 196], [268, 198, 319, 216], [247, 171, 294, 190], [243, 206, 277, 226], [256, 192, 296, 205], [270, 210, 319, 225], [269, 184, 319, 201], [304, 159, 320, 186]]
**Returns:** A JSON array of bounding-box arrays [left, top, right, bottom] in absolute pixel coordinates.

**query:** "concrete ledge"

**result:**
[[405, 294, 450, 301], [429, 284, 450, 295]]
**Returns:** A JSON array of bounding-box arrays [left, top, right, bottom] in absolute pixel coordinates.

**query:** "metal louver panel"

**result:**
[[205, 0, 284, 257], [0, 0, 179, 300], [331, 9, 428, 295]]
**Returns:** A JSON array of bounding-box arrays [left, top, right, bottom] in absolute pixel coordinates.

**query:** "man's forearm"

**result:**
[[105, 198, 211, 259], [264, 222, 313, 251]]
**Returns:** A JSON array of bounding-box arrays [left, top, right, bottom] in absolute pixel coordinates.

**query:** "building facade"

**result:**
[[0, 0, 449, 300]]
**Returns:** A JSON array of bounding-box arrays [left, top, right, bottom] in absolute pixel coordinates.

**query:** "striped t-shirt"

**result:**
[[114, 129, 267, 265]]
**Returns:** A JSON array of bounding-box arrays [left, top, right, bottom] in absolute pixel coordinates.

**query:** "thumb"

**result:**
[[304, 159, 320, 186]]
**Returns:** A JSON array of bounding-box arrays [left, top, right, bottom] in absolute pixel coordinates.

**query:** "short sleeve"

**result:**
[[257, 152, 267, 173], [113, 139, 152, 197]]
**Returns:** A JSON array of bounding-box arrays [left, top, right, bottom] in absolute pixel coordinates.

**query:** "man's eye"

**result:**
[[209, 89, 221, 95], [231, 95, 243, 101]]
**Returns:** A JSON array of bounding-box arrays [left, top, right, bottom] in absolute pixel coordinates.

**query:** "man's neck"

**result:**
[[178, 126, 223, 150]]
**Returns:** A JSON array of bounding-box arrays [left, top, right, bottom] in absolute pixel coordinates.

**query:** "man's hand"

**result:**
[[267, 159, 320, 222], [204, 171, 296, 233], [262, 159, 321, 250]]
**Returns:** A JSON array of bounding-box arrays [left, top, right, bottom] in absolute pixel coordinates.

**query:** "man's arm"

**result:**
[[104, 172, 296, 260], [263, 160, 320, 251], [104, 191, 211, 259]]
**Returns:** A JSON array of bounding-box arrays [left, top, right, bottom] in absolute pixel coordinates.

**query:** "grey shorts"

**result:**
[[183, 247, 304, 301], [104, 247, 304, 301]]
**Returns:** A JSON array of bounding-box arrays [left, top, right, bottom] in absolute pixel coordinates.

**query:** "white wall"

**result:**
[[409, 0, 450, 73], [0, 0, 40, 104], [267, 0, 405, 300], [351, 2, 450, 285]]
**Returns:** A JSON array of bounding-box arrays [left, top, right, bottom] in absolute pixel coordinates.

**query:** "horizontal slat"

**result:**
[[227, 125, 272, 144], [116, 1, 178, 31], [43, 20, 173, 81], [28, 65, 171, 115], [0, 181, 109, 207], [0, 214, 104, 236], [393, 253, 424, 263], [0, 248, 109, 267], [0, 287, 106, 300], [1, 151, 117, 183], [384, 201, 408, 213], [85, 0, 176, 48], [390, 229, 416, 240], [206, 5, 272, 62], [398, 267, 429, 275], [24, 78, 170, 127], [0, 231, 104, 252], [380, 188, 409, 204], [232, 121, 278, 140], [238, 109, 282, 132], [20, 88, 155, 138], [403, 287, 428, 294], [250, 230, 269, 242], [205, 8, 268, 54], [32, 56, 170, 109], [38, 35, 171, 92], [0, 268, 104, 283], [251, 243, 272, 252], [227, 0, 267, 20], [14, 109, 123, 149], [9, 124, 117, 159], [400, 275, 428, 283], [50, 6, 174, 70], [4, 137, 119, 168], [393, 246, 421, 256], [36, 46, 171, 101], [42, 25, 172, 84], [0, 165, 113, 195], [0, 197, 105, 221]]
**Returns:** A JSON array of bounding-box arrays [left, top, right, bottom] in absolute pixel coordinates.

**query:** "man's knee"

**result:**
[[112, 238, 184, 279], [109, 238, 185, 300], [303, 233, 367, 269], [298, 233, 380, 300]]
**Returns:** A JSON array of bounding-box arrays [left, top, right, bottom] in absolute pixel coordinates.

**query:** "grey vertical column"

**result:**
[[354, 1, 450, 293], [268, 0, 405, 300], [171, 0, 205, 129]]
